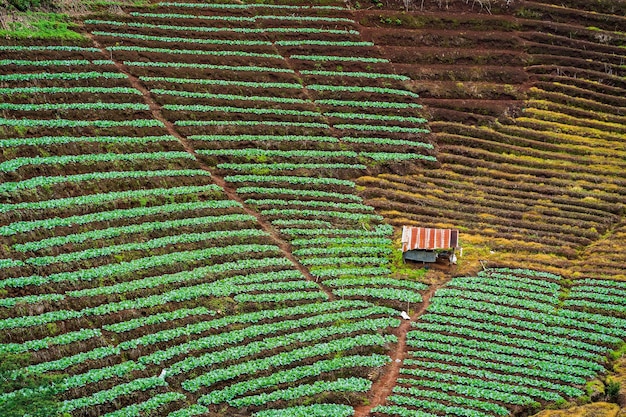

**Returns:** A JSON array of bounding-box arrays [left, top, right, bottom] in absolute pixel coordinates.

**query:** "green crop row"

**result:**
[[410, 349, 585, 385], [386, 394, 491, 417], [479, 268, 561, 280], [361, 152, 437, 162], [16, 213, 253, 252], [129, 11, 256, 21], [446, 280, 558, 303], [119, 300, 388, 350], [167, 331, 395, 377], [0, 86, 140, 95], [334, 287, 422, 303], [168, 404, 208, 417], [183, 332, 391, 391], [0, 45, 100, 52], [0, 151, 193, 173], [234, 290, 327, 303], [0, 134, 176, 148], [0, 117, 164, 128], [342, 136, 432, 148], [290, 55, 388, 63], [260, 208, 380, 221], [335, 124, 430, 134], [153, 89, 307, 104], [226, 174, 354, 187], [397, 378, 535, 407], [140, 76, 301, 89], [177, 120, 329, 128], [579, 278, 626, 290], [3, 244, 279, 289], [158, 2, 344, 10], [292, 236, 392, 247], [422, 313, 606, 354], [450, 275, 559, 295], [569, 288, 626, 305], [0, 197, 231, 236], [399, 368, 563, 402], [324, 277, 426, 291], [102, 307, 214, 333], [317, 99, 421, 109], [86, 19, 358, 35], [433, 288, 556, 313], [195, 354, 389, 401], [325, 112, 427, 123], [392, 386, 509, 416], [218, 162, 366, 171], [61, 377, 167, 412], [433, 296, 626, 338], [0, 258, 24, 269], [1, 169, 209, 194], [293, 246, 392, 257], [407, 360, 584, 394], [370, 405, 436, 417], [20, 346, 118, 376], [0, 293, 63, 308], [425, 304, 620, 345], [101, 393, 186, 417], [308, 84, 419, 97], [0, 328, 101, 354], [0, 71, 126, 81], [125, 60, 293, 73], [3, 361, 144, 403], [398, 378, 535, 406], [559, 309, 626, 330], [481, 272, 561, 288], [163, 104, 319, 117], [0, 59, 113, 66], [573, 284, 626, 297], [0, 102, 149, 111], [228, 377, 372, 407], [407, 331, 603, 371], [93, 31, 272, 46], [283, 228, 389, 238], [301, 69, 409, 81], [253, 404, 354, 417], [135, 304, 397, 366], [564, 299, 626, 314], [262, 15, 353, 22], [236, 186, 362, 201], [191, 134, 337, 143], [276, 40, 373, 47], [273, 219, 333, 227], [25, 228, 268, 266], [109, 45, 282, 58], [244, 199, 371, 211], [73, 260, 294, 300], [311, 267, 390, 279]]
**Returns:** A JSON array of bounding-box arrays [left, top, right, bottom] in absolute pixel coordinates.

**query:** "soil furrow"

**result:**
[[86, 34, 335, 301]]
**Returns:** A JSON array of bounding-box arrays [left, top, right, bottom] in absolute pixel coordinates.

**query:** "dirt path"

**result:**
[[87, 35, 335, 301], [353, 284, 440, 417]]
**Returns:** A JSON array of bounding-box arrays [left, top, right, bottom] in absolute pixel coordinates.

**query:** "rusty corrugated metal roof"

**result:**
[[401, 226, 459, 251]]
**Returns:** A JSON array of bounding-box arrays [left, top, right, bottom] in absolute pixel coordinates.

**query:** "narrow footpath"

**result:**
[[353, 284, 441, 417], [88, 34, 336, 301]]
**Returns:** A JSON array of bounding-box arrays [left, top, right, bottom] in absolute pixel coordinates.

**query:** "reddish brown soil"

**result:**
[[353, 284, 440, 417], [87, 34, 336, 301]]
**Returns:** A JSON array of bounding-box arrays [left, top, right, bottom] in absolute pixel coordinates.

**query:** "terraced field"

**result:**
[[1, 0, 625, 416]]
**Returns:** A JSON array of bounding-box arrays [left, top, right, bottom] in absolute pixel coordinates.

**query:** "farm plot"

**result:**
[[0, 35, 406, 417], [372, 268, 626, 417], [351, 0, 626, 276], [86, 0, 434, 311]]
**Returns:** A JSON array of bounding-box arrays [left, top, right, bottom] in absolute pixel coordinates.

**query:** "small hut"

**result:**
[[401, 226, 460, 264]]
